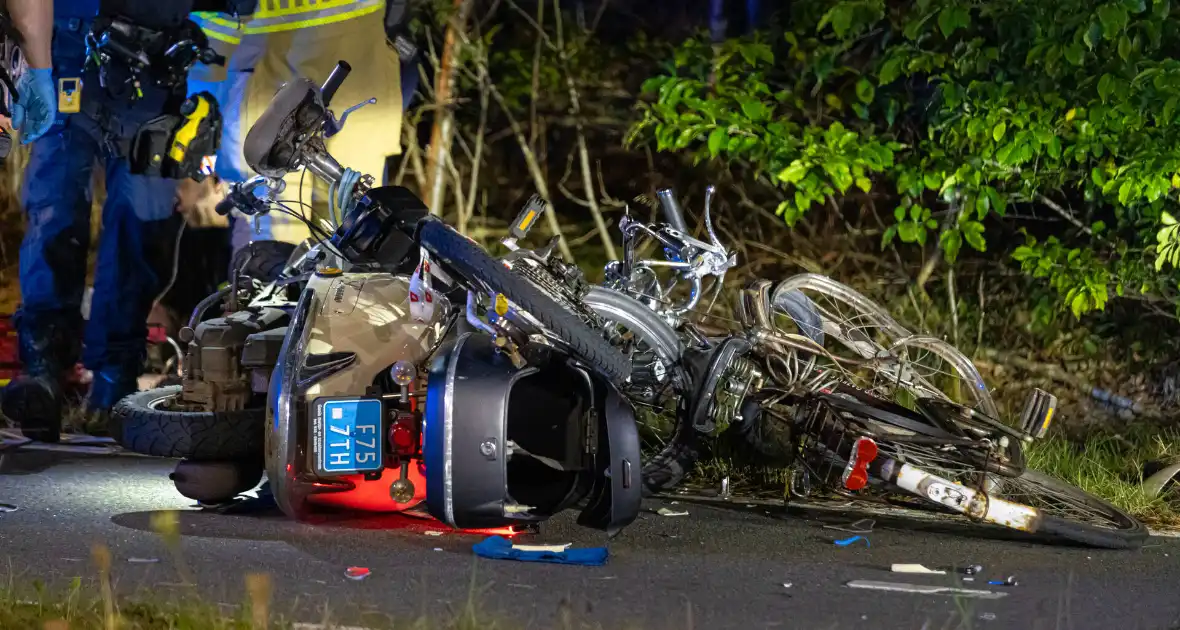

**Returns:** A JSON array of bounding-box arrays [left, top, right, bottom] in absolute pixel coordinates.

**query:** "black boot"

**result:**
[[1, 375, 62, 442], [0, 316, 80, 443]]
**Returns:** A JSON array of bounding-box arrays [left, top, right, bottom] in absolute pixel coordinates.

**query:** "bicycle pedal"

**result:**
[[509, 195, 547, 241], [842, 437, 879, 491], [1018, 388, 1057, 440]]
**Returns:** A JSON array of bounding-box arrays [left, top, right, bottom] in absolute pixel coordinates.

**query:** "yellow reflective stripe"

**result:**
[[192, 13, 244, 45], [203, 29, 242, 45], [243, 0, 382, 33], [254, 0, 373, 17]]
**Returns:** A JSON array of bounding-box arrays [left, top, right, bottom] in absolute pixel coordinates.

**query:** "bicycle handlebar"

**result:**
[[655, 188, 690, 234]]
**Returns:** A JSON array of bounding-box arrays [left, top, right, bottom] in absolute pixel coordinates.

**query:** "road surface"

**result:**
[[1, 448, 1178, 630]]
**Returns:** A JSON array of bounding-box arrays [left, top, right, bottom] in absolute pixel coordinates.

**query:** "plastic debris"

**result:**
[[782, 582, 793, 588], [979, 613, 997, 621], [433, 548, 443, 552], [657, 507, 689, 517], [833, 535, 869, 548], [891, 564, 945, 575], [0, 503, 16, 513], [823, 518, 875, 534], [344, 567, 371, 581], [963, 564, 983, 576], [126, 557, 160, 564], [1142, 459, 1180, 498], [963, 577, 975, 582], [987, 576, 1018, 587], [472, 535, 608, 566], [846, 580, 1008, 600]]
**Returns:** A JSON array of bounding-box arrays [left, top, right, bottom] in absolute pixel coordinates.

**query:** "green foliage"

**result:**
[[630, 0, 1180, 320]]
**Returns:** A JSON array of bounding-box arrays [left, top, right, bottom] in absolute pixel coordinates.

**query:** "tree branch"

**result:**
[[1037, 194, 1094, 237]]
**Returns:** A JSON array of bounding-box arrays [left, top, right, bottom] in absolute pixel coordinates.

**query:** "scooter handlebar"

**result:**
[[321, 61, 351, 108]]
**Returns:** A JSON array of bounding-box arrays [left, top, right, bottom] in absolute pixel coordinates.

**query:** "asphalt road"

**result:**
[[2, 449, 1179, 630]]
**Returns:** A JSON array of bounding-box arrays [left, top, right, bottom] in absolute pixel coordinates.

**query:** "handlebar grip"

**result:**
[[321, 61, 352, 107], [215, 194, 238, 216], [655, 188, 690, 233]]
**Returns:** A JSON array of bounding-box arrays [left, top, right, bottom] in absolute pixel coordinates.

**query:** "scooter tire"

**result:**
[[114, 386, 264, 461]]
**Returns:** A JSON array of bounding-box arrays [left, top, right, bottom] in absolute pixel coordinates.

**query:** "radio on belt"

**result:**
[[58, 78, 82, 114]]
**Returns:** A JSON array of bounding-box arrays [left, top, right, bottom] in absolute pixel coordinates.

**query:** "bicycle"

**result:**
[[527, 184, 1147, 549]]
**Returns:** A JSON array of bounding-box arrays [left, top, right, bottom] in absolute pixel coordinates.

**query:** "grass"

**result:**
[[1025, 428, 1180, 526], [0, 544, 521, 630], [0, 585, 518, 630]]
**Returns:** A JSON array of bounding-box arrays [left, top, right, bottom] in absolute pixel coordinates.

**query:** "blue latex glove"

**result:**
[[472, 536, 609, 566], [12, 68, 56, 144]]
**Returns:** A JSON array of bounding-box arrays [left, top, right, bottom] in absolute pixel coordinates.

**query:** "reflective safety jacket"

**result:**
[[193, 0, 384, 45]]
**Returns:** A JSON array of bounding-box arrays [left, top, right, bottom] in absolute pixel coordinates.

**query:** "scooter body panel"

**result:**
[[266, 271, 447, 520]]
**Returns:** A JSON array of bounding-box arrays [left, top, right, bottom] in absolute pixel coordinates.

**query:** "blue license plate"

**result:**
[[313, 398, 384, 475]]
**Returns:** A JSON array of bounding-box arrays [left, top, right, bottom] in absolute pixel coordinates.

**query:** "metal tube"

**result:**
[[655, 188, 690, 233], [180, 286, 231, 343], [465, 292, 498, 337]]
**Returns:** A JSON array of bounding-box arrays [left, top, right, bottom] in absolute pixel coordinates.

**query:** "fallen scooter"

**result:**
[[115, 61, 644, 536]]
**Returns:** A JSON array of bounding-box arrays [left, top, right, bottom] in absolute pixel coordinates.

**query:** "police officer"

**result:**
[[1, 0, 217, 440]]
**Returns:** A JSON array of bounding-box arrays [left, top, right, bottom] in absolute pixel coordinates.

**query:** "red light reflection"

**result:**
[[307, 463, 427, 511]]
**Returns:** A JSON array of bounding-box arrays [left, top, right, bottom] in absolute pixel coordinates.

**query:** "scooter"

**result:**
[[116, 61, 645, 536]]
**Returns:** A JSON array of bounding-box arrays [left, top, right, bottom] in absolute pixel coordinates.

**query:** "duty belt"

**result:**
[[85, 18, 224, 102]]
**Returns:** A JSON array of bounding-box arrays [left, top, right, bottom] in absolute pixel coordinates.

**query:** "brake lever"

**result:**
[[325, 98, 377, 138], [703, 185, 725, 251], [216, 176, 285, 216]]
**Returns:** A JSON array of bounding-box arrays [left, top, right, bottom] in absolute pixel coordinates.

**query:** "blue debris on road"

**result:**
[[473, 536, 609, 566], [833, 535, 870, 548]]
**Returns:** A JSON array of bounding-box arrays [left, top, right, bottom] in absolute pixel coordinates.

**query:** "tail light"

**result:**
[[842, 437, 878, 491], [389, 411, 419, 457]]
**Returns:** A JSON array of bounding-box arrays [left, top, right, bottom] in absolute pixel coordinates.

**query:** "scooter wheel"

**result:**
[[114, 385, 263, 461]]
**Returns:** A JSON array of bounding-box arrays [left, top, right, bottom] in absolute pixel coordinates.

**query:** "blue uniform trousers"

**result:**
[[16, 18, 181, 409]]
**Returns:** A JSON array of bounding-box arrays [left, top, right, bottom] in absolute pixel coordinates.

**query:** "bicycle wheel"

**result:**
[[771, 275, 999, 417], [806, 394, 1147, 549], [771, 274, 910, 363], [891, 458, 1147, 549], [768, 274, 916, 397], [873, 336, 1000, 419], [417, 219, 630, 382], [583, 286, 698, 495]]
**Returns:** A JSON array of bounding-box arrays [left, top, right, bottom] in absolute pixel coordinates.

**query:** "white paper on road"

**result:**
[[512, 543, 571, 553], [891, 563, 946, 575], [847, 580, 1008, 599]]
